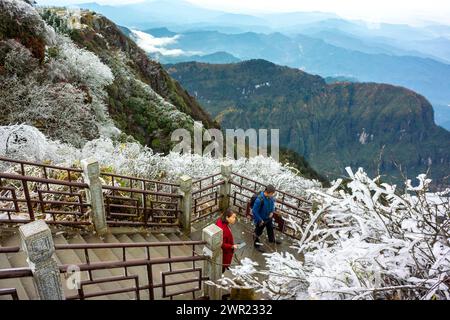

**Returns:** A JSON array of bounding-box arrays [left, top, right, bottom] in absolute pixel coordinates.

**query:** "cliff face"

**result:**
[[0, 1, 218, 153], [168, 60, 450, 185], [65, 11, 217, 131]]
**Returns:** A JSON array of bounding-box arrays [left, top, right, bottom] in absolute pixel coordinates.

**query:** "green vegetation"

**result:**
[[41, 9, 217, 153], [168, 60, 450, 186]]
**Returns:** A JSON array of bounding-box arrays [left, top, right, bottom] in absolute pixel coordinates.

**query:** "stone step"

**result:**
[[0, 228, 209, 300], [138, 233, 192, 270], [147, 233, 205, 300], [127, 233, 199, 300], [81, 234, 140, 300], [72, 233, 136, 300], [1, 233, 39, 299], [109, 234, 159, 299], [52, 234, 111, 300], [65, 234, 133, 300], [0, 249, 29, 300]]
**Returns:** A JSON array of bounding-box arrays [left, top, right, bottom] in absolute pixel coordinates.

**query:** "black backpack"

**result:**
[[246, 192, 264, 218]]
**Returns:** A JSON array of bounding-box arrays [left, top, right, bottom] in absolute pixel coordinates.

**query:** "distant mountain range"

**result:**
[[167, 60, 450, 185], [129, 28, 450, 130], [72, 1, 450, 129], [75, 1, 450, 62]]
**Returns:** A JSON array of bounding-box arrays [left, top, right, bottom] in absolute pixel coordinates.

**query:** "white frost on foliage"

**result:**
[[1, 0, 57, 45], [218, 167, 450, 300], [55, 35, 114, 92], [0, 125, 320, 199], [0, 125, 80, 167]]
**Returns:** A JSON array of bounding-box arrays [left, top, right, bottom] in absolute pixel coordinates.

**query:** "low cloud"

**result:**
[[131, 29, 186, 56]]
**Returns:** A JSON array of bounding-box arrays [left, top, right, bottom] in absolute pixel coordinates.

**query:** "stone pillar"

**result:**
[[81, 158, 107, 235], [179, 175, 193, 235], [219, 161, 232, 211], [19, 220, 64, 300], [202, 224, 223, 300]]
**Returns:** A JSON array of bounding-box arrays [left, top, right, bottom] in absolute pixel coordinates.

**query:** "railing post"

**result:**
[[19, 220, 64, 300], [81, 158, 107, 235], [219, 161, 232, 211], [179, 175, 193, 235], [202, 223, 223, 300]]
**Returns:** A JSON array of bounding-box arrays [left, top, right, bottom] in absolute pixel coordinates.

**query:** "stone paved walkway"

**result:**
[[191, 215, 302, 299]]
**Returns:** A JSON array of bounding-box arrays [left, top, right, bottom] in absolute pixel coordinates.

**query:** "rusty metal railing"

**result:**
[[0, 288, 19, 300], [0, 157, 183, 228], [0, 240, 208, 300], [0, 156, 314, 237], [229, 172, 312, 239], [0, 156, 84, 195], [102, 184, 182, 228], [0, 172, 91, 226], [191, 173, 223, 223], [101, 172, 181, 227]]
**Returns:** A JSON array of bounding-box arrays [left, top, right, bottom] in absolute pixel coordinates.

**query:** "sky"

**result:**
[[37, 0, 450, 26]]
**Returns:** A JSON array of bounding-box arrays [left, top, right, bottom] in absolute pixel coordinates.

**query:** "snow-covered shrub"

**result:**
[[0, 70, 100, 146], [0, 0, 57, 48], [1, 39, 38, 77], [55, 35, 114, 92], [1, 1, 116, 145], [0, 124, 80, 166], [0, 125, 320, 197], [46, 34, 114, 124], [216, 168, 450, 300]]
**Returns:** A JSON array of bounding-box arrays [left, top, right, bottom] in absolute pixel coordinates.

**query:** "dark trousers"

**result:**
[[254, 219, 275, 245]]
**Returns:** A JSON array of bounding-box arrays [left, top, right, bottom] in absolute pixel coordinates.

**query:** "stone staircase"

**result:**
[[0, 228, 206, 300]]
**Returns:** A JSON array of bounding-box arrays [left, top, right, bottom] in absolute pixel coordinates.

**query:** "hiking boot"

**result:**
[[255, 246, 266, 253]]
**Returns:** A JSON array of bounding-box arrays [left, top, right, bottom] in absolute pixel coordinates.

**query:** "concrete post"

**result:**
[[202, 224, 223, 300], [19, 220, 64, 300], [81, 158, 107, 235], [179, 175, 193, 235], [219, 161, 232, 211]]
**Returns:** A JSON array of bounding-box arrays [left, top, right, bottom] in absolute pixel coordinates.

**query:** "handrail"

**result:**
[[0, 172, 88, 188], [0, 267, 33, 279], [58, 255, 206, 272], [192, 180, 224, 195], [101, 172, 180, 187], [231, 171, 312, 205], [101, 184, 182, 198], [0, 156, 83, 173], [192, 172, 221, 184], [0, 246, 20, 253], [54, 240, 206, 250], [0, 288, 19, 300]]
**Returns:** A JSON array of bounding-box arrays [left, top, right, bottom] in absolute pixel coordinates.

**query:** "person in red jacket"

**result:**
[[216, 208, 238, 273]]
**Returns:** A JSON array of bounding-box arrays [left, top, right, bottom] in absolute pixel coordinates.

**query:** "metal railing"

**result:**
[[0, 240, 208, 300], [103, 180, 182, 227], [0, 156, 314, 237], [229, 172, 312, 239], [0, 172, 91, 226], [0, 288, 19, 300], [191, 173, 223, 222], [0, 157, 182, 228]]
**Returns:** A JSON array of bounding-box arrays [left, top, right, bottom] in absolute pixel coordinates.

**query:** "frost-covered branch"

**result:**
[[212, 168, 450, 300]]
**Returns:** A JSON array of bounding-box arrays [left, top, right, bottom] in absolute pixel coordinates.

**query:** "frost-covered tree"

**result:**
[[212, 168, 450, 300], [0, 0, 117, 146], [0, 49, 100, 147]]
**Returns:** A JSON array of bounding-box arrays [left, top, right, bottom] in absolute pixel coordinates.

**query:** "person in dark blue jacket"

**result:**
[[252, 184, 282, 252]]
